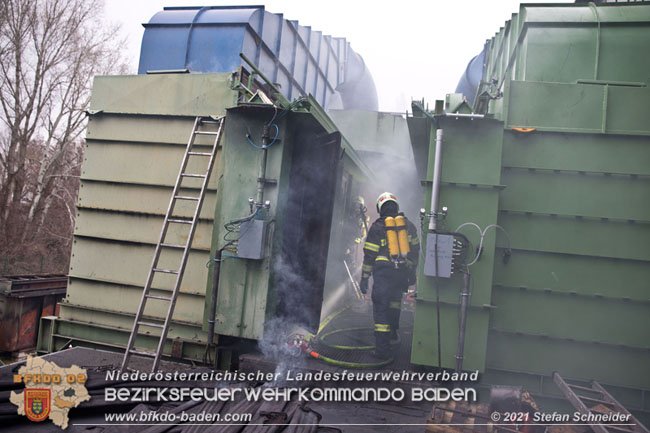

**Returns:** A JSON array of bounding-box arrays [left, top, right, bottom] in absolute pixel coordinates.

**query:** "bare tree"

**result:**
[[0, 0, 127, 273]]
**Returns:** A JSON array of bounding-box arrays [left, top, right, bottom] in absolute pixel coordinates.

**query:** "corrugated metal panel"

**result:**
[[411, 1, 650, 418], [89, 74, 235, 116], [482, 3, 650, 87], [58, 74, 235, 356], [489, 127, 650, 392], [47, 73, 368, 364]]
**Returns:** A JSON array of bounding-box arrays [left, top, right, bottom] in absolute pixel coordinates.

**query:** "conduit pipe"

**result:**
[[429, 129, 444, 231], [456, 271, 470, 372], [256, 126, 269, 206], [207, 249, 222, 351]]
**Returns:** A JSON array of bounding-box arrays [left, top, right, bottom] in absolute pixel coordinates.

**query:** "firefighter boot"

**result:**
[[373, 329, 391, 360]]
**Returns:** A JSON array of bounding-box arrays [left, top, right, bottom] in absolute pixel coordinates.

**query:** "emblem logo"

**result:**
[[25, 389, 51, 422]]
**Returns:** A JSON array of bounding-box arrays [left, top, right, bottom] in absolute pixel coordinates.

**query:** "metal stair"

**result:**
[[553, 372, 649, 433], [120, 116, 224, 373]]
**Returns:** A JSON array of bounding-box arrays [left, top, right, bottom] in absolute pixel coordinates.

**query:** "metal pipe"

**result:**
[[207, 249, 222, 351], [455, 271, 470, 372], [429, 128, 444, 231], [256, 125, 269, 205], [438, 112, 485, 119]]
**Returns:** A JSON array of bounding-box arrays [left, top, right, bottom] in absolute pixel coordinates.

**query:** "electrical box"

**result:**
[[423, 233, 453, 278], [237, 219, 267, 260]]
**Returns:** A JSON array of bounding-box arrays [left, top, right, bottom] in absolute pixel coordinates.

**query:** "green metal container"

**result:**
[[37, 72, 372, 368], [409, 1, 650, 423]]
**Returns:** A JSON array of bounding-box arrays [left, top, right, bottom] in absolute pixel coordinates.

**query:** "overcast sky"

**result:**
[[104, 0, 565, 113]]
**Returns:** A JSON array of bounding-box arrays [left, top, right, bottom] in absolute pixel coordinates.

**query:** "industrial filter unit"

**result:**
[[37, 72, 373, 369], [408, 1, 650, 423]]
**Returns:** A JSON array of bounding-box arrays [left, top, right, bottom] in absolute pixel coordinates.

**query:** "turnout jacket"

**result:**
[[361, 213, 420, 280]]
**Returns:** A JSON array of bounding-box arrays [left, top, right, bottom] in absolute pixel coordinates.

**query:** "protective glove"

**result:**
[[359, 278, 369, 294]]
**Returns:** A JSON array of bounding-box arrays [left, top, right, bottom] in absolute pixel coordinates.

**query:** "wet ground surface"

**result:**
[[0, 299, 431, 432]]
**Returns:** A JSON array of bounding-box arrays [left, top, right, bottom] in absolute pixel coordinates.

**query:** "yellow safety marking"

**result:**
[[374, 323, 390, 332], [364, 242, 380, 252]]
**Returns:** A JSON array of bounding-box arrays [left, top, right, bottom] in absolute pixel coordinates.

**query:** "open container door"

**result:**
[[275, 131, 342, 334]]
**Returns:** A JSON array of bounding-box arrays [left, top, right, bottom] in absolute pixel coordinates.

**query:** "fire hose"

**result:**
[[288, 306, 394, 369]]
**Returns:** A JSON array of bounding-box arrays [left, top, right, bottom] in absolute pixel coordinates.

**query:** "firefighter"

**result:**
[[359, 192, 419, 360], [344, 196, 370, 265], [353, 196, 371, 245]]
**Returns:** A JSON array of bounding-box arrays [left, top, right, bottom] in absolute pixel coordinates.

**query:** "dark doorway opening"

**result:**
[[276, 130, 341, 333]]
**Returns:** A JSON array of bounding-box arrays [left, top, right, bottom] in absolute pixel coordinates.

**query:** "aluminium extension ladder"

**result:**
[[553, 372, 649, 433], [121, 116, 225, 373]]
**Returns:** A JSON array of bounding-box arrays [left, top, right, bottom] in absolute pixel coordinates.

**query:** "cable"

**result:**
[[245, 123, 279, 149], [455, 222, 482, 237], [223, 211, 257, 243], [455, 222, 512, 267], [267, 103, 278, 126], [266, 123, 279, 147], [246, 135, 265, 149], [484, 224, 512, 249], [244, 95, 308, 150]]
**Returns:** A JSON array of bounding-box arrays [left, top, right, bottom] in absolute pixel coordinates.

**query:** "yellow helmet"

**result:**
[[376, 192, 398, 213]]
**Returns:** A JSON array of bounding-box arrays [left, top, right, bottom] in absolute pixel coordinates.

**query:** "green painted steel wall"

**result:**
[[410, 1, 650, 423], [46, 73, 237, 361], [480, 3, 650, 92], [204, 107, 291, 340], [488, 128, 650, 391], [202, 104, 374, 340], [328, 110, 413, 158], [39, 72, 372, 364], [410, 117, 504, 373], [410, 119, 650, 420]]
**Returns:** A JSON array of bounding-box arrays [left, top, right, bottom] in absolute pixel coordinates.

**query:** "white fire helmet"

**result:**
[[376, 192, 399, 213]]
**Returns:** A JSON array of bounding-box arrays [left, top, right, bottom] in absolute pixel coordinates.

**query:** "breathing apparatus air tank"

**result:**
[[395, 215, 410, 258], [384, 217, 400, 261]]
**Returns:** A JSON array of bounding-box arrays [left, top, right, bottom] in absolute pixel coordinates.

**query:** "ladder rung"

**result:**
[[578, 395, 612, 405], [160, 243, 185, 249], [604, 426, 636, 433], [122, 115, 222, 374], [138, 321, 164, 329], [153, 268, 179, 274], [129, 349, 156, 358], [145, 294, 172, 301], [568, 384, 600, 393]]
